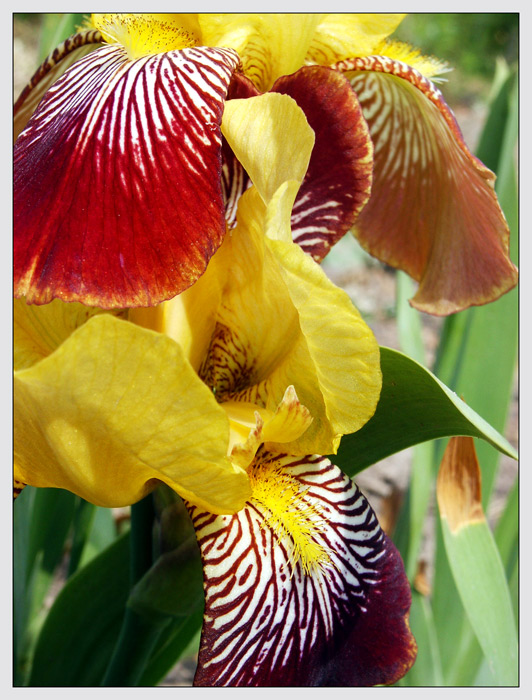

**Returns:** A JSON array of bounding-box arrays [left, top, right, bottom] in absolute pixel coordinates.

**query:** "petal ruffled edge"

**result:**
[[14, 44, 240, 309], [334, 55, 518, 315], [14, 313, 250, 513]]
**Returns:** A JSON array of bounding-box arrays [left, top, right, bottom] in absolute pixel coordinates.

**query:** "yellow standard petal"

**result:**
[[14, 314, 250, 513], [199, 14, 323, 91], [307, 14, 406, 66], [198, 184, 382, 456], [14, 297, 108, 371], [221, 93, 315, 207]]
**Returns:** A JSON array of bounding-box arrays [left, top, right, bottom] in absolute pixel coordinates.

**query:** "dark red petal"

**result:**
[[272, 66, 373, 262], [333, 56, 517, 316], [189, 453, 416, 687], [14, 44, 239, 308]]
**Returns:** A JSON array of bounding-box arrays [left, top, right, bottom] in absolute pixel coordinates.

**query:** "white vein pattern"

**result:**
[[189, 453, 393, 687], [14, 43, 240, 306]]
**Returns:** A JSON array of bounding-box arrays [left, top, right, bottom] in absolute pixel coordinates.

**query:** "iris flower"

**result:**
[[14, 13, 516, 315], [14, 94, 415, 686]]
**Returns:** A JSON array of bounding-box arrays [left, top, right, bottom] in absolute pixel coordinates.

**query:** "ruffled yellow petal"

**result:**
[[14, 314, 250, 513], [199, 14, 323, 91], [199, 184, 381, 456], [266, 234, 382, 454], [221, 93, 315, 207], [307, 14, 406, 65]]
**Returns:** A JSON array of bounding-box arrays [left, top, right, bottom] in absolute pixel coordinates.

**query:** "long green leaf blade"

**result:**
[[334, 347, 517, 477]]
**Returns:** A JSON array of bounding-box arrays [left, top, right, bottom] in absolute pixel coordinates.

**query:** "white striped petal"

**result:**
[[334, 55, 517, 315], [189, 453, 416, 686], [14, 44, 239, 308]]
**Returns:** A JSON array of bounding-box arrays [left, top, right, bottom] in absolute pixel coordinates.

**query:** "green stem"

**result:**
[[101, 494, 169, 686]]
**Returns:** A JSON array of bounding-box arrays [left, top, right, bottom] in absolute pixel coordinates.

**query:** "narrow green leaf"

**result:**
[[399, 592, 443, 686], [433, 68, 518, 505], [393, 272, 434, 580], [333, 347, 517, 477], [13, 486, 36, 685], [78, 506, 117, 569], [440, 519, 518, 685], [105, 496, 205, 686], [430, 66, 518, 686], [139, 610, 203, 686], [28, 532, 130, 686]]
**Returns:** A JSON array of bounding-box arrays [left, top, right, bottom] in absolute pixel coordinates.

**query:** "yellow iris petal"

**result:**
[[308, 13, 406, 65], [14, 314, 250, 514], [200, 183, 381, 456], [267, 234, 382, 453], [14, 297, 108, 371], [221, 93, 315, 208], [200, 14, 323, 91]]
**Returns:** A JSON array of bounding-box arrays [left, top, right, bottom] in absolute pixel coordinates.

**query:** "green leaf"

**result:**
[[429, 64, 518, 687], [398, 592, 443, 686], [392, 272, 434, 580], [102, 497, 205, 687], [333, 347, 517, 477], [433, 68, 518, 505], [28, 532, 130, 686], [14, 487, 78, 684], [440, 518, 518, 685], [139, 611, 203, 686]]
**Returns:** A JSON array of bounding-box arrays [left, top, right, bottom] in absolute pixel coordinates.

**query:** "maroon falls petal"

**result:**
[[14, 44, 240, 308], [271, 66, 373, 262], [334, 55, 518, 316], [188, 453, 416, 687]]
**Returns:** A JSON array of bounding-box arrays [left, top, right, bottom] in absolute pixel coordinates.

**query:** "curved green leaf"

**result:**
[[333, 347, 517, 477]]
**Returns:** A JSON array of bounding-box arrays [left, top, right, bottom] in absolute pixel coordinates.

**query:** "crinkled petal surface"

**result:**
[[197, 186, 381, 456], [14, 314, 250, 512], [14, 43, 239, 308], [335, 56, 518, 315], [189, 453, 416, 686], [14, 296, 111, 371]]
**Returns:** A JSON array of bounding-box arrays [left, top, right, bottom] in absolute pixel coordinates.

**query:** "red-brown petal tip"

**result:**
[[335, 55, 517, 316], [14, 45, 240, 308]]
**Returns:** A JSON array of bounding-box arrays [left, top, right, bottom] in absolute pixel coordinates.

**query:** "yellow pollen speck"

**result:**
[[91, 13, 201, 59], [250, 460, 331, 576]]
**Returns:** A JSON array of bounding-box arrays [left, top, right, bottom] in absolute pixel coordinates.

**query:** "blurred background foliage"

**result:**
[[396, 13, 518, 99]]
